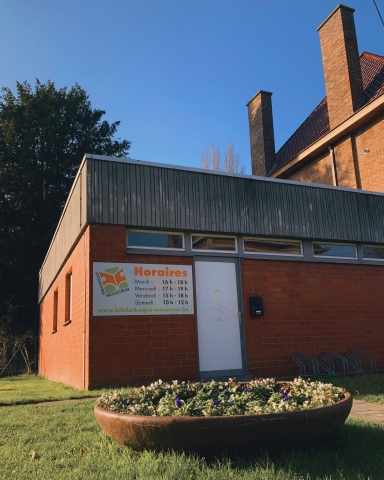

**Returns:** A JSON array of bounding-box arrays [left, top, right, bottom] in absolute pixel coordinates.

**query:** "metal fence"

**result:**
[[0, 322, 37, 377]]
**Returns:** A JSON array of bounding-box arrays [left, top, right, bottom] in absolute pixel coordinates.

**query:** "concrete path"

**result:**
[[350, 399, 384, 423]]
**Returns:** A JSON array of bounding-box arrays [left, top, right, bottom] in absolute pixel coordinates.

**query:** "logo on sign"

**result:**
[[95, 266, 129, 297]]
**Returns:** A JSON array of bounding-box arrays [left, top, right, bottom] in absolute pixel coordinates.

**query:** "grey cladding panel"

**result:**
[[86, 158, 384, 243]]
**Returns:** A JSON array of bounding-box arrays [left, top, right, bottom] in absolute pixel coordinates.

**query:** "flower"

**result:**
[[229, 400, 234, 407], [243, 387, 249, 394], [282, 390, 289, 401], [214, 399, 220, 407], [175, 396, 182, 408]]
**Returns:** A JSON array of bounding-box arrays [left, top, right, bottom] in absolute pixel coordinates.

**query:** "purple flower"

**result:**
[[243, 387, 249, 394], [229, 400, 234, 407], [214, 399, 220, 407], [282, 390, 289, 401], [175, 396, 182, 408]]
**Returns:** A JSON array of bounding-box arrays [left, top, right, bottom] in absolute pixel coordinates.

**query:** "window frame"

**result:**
[[191, 234, 238, 254], [64, 271, 72, 326], [52, 289, 58, 334], [126, 229, 185, 251], [312, 241, 357, 259], [361, 244, 384, 261], [243, 236, 303, 257]]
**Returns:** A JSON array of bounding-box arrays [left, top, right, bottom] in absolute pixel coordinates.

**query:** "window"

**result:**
[[127, 230, 184, 250], [312, 242, 357, 258], [64, 272, 72, 325], [362, 245, 384, 260], [52, 290, 58, 333], [244, 237, 302, 255], [191, 235, 237, 252]]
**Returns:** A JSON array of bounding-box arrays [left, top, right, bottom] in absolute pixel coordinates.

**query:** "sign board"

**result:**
[[93, 262, 194, 316]]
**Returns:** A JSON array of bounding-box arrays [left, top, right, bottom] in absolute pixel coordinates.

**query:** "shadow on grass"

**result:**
[[201, 419, 384, 479]]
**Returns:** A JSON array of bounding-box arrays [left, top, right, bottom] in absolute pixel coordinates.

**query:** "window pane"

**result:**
[[244, 238, 302, 255], [192, 235, 236, 251], [362, 245, 384, 260], [313, 243, 356, 258], [127, 231, 183, 249]]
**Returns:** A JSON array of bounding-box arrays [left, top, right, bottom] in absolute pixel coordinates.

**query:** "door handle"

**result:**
[[238, 312, 242, 324]]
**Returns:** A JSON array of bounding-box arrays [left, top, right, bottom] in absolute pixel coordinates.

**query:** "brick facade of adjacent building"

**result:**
[[248, 5, 384, 194], [285, 111, 384, 190]]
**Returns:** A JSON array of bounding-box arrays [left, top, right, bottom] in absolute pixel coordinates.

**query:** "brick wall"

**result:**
[[242, 258, 384, 378], [333, 136, 358, 188], [39, 227, 90, 389], [282, 110, 384, 193], [40, 222, 384, 388], [88, 224, 198, 388], [355, 112, 384, 192], [286, 151, 333, 185]]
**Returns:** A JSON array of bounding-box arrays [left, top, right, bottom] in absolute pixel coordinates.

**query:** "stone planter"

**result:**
[[94, 392, 352, 454]]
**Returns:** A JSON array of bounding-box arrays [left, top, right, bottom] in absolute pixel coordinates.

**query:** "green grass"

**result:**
[[2, 373, 384, 407], [0, 375, 130, 406], [324, 374, 384, 404], [1, 400, 384, 480]]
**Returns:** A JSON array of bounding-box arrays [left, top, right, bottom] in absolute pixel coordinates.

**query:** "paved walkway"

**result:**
[[350, 399, 384, 423]]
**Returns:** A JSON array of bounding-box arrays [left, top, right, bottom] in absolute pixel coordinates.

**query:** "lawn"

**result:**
[[0, 375, 132, 406], [2, 373, 384, 407], [1, 399, 384, 480], [2, 374, 384, 479], [0, 375, 98, 406], [325, 374, 384, 405]]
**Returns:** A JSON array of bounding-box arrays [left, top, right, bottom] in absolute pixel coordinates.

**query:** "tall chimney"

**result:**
[[247, 90, 276, 176], [318, 5, 363, 129]]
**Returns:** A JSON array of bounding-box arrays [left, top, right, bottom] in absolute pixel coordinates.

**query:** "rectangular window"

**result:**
[[127, 230, 184, 250], [362, 245, 384, 260], [312, 242, 357, 258], [52, 290, 58, 333], [244, 237, 302, 255], [64, 273, 72, 325], [191, 235, 237, 252]]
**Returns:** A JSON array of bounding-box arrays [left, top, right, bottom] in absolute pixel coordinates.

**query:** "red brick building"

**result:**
[[38, 154, 384, 389], [248, 5, 384, 192]]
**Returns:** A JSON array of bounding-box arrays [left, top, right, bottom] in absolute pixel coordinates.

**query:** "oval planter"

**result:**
[[94, 392, 352, 454]]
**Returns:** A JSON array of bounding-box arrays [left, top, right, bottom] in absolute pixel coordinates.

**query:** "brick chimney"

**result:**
[[247, 90, 276, 176], [318, 5, 363, 129]]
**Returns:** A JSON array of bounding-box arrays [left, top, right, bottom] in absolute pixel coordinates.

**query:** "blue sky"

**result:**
[[1, 1, 383, 173]]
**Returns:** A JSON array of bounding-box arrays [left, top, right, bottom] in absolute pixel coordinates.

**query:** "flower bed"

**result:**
[[95, 378, 351, 453], [97, 377, 346, 417]]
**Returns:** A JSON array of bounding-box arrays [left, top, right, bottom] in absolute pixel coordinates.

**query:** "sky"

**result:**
[[0, 0, 383, 174]]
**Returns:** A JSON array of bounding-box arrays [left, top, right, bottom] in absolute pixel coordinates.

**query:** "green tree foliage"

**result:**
[[0, 80, 131, 334]]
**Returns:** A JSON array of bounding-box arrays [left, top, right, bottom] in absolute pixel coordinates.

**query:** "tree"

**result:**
[[201, 141, 245, 174], [0, 80, 131, 336]]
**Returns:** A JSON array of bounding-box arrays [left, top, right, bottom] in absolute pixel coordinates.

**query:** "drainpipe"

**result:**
[[329, 145, 338, 186]]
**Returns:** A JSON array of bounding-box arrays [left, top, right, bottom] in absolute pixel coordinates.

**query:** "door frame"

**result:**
[[193, 256, 248, 379]]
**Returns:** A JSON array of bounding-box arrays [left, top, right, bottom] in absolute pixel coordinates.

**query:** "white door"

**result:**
[[195, 260, 243, 376]]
